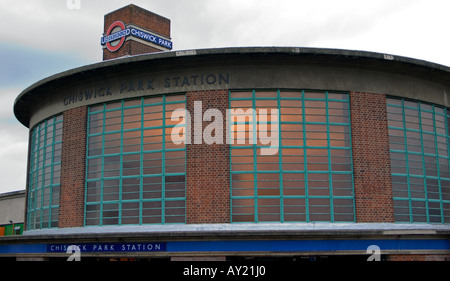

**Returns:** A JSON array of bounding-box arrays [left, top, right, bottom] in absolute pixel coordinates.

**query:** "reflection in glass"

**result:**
[[230, 90, 354, 223], [387, 97, 450, 223], [27, 115, 63, 230], [86, 95, 186, 226]]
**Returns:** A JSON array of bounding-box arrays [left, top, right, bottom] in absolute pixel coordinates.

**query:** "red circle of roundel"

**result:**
[[105, 21, 126, 52]]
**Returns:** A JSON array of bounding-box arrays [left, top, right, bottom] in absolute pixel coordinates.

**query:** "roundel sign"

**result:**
[[101, 21, 131, 52], [100, 21, 173, 52]]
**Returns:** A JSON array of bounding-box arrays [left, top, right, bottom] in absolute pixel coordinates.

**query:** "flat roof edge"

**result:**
[[14, 47, 450, 127], [19, 223, 450, 239]]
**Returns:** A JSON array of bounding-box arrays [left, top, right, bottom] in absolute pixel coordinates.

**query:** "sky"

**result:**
[[1, 0, 450, 193]]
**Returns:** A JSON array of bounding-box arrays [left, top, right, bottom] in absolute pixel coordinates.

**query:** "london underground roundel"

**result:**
[[102, 21, 130, 52]]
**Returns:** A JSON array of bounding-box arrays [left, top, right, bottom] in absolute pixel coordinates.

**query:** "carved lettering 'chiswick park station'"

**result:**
[[63, 73, 230, 106]]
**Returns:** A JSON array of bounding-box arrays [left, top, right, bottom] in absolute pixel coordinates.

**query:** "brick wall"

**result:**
[[349, 92, 394, 222], [103, 4, 170, 60], [59, 106, 87, 228], [103, 41, 164, 61], [389, 254, 450, 261], [186, 90, 230, 223], [104, 4, 170, 37], [23, 131, 32, 230]]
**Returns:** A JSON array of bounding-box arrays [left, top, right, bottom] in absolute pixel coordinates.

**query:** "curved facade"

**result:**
[[12, 47, 450, 261]]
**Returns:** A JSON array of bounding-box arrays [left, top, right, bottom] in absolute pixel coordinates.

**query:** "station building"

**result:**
[[4, 4, 450, 261]]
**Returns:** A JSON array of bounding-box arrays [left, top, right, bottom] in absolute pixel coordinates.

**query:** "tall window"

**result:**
[[387, 97, 450, 223], [230, 90, 354, 223], [85, 95, 186, 226], [27, 115, 63, 230]]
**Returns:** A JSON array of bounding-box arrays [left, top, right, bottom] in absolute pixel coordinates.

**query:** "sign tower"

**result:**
[[101, 4, 172, 61]]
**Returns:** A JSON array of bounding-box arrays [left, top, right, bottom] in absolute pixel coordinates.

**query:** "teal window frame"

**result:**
[[229, 90, 355, 223], [387, 97, 450, 223], [27, 114, 63, 230], [85, 94, 186, 226]]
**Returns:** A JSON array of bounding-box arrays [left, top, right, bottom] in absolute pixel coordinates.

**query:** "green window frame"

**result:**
[[27, 115, 63, 230], [387, 97, 450, 223], [229, 90, 355, 223], [85, 94, 186, 226]]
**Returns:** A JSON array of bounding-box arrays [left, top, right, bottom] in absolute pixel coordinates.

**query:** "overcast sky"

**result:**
[[1, 0, 450, 193]]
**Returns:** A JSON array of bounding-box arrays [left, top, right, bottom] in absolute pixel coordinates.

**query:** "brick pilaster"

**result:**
[[23, 130, 32, 231], [186, 90, 230, 223], [59, 106, 87, 228], [349, 92, 394, 222]]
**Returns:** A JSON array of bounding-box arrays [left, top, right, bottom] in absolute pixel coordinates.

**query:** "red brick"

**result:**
[[103, 4, 170, 60], [389, 254, 450, 261], [350, 92, 394, 222], [59, 106, 87, 228], [186, 90, 230, 224], [23, 131, 33, 231]]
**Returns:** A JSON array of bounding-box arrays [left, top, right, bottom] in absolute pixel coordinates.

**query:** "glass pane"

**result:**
[[85, 95, 186, 226], [388, 97, 450, 223], [27, 115, 63, 230], [230, 90, 353, 223]]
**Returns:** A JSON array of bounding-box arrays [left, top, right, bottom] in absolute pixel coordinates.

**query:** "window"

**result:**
[[230, 90, 354, 223], [85, 95, 186, 226], [27, 115, 63, 229], [387, 97, 450, 223]]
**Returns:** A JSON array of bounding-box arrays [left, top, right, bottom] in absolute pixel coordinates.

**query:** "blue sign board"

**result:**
[[166, 239, 450, 252], [47, 242, 166, 253], [101, 26, 172, 50], [1, 239, 449, 255], [129, 28, 172, 49]]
